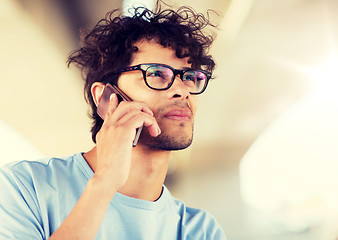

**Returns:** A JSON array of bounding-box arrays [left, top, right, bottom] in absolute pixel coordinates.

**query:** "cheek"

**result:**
[[132, 90, 159, 105], [118, 75, 150, 102], [190, 96, 198, 115], [119, 82, 160, 111]]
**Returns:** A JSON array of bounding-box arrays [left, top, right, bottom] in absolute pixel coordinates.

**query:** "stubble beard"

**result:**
[[139, 123, 194, 151], [138, 101, 195, 151]]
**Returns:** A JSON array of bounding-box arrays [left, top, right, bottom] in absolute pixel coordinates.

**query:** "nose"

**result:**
[[167, 75, 190, 100]]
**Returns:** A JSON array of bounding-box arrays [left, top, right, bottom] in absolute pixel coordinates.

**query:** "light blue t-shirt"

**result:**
[[0, 153, 226, 240]]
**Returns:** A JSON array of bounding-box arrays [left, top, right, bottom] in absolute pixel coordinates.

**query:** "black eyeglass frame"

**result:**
[[118, 63, 211, 95]]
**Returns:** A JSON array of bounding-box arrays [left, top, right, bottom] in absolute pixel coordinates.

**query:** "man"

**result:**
[[0, 3, 226, 240]]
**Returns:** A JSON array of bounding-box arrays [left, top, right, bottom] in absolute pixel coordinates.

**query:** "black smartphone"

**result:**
[[97, 83, 143, 147]]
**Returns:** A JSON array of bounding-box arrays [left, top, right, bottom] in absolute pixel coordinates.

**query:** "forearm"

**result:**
[[49, 176, 116, 240]]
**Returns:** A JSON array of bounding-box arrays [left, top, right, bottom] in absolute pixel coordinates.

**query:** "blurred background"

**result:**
[[1, 0, 338, 239]]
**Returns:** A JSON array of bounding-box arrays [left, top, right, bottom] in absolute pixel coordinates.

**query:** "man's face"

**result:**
[[117, 39, 198, 151]]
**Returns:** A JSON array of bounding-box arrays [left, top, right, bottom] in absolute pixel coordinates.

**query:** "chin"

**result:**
[[139, 126, 194, 151], [152, 134, 193, 151]]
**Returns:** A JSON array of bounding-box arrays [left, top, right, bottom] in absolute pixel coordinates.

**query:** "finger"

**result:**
[[117, 109, 158, 128], [106, 93, 119, 118], [108, 101, 154, 123], [119, 112, 161, 137], [119, 101, 154, 116]]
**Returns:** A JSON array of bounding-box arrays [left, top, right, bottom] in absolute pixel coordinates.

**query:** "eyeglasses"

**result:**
[[119, 63, 211, 95]]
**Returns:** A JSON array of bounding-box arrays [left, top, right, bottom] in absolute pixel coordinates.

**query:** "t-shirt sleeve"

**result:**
[[212, 222, 227, 240], [178, 202, 227, 240], [203, 211, 227, 240], [0, 165, 44, 239]]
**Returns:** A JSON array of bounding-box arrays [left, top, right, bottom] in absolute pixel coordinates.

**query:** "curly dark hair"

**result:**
[[67, 3, 217, 143]]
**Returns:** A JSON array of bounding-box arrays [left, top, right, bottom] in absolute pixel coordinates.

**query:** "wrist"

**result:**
[[87, 175, 119, 202]]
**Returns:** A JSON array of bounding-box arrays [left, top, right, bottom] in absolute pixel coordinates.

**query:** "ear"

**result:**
[[91, 82, 105, 107]]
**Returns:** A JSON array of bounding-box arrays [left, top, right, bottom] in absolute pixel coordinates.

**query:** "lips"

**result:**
[[163, 109, 192, 121]]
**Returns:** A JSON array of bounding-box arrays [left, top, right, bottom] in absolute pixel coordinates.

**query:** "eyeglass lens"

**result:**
[[145, 66, 207, 93]]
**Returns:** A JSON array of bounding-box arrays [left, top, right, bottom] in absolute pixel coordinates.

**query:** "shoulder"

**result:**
[[0, 153, 85, 190], [170, 195, 227, 239], [2, 153, 77, 169], [1, 153, 79, 175], [0, 153, 88, 239], [174, 198, 220, 226]]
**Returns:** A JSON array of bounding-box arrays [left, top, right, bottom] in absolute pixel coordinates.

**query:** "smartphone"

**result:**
[[97, 83, 143, 147]]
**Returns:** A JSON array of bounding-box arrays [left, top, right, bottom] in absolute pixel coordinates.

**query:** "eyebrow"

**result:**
[[152, 63, 193, 71]]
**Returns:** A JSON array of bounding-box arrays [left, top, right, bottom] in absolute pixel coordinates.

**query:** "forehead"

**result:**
[[130, 39, 191, 69]]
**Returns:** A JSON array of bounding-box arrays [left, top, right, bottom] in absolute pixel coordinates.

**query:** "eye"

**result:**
[[184, 74, 196, 82], [147, 70, 165, 78], [146, 66, 173, 83], [184, 71, 206, 82]]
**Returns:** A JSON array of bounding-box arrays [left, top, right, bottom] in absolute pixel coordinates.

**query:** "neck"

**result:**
[[83, 144, 171, 202]]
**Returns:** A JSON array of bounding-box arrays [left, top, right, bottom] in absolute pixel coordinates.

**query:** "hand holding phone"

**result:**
[[97, 83, 143, 147]]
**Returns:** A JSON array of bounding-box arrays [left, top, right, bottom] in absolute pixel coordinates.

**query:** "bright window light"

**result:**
[[240, 9, 338, 238], [0, 120, 45, 165]]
